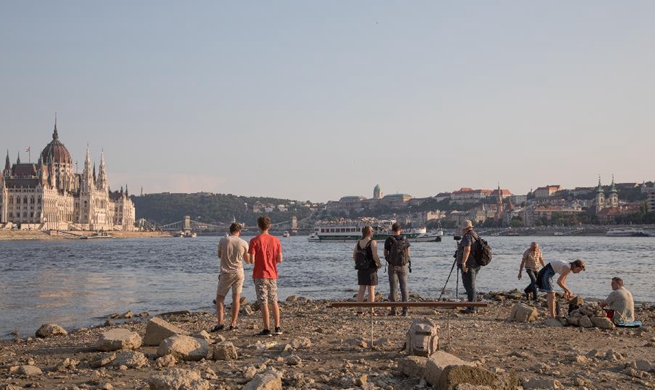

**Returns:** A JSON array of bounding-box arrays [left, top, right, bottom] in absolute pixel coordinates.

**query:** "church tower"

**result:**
[[96, 151, 108, 191], [595, 176, 605, 213], [495, 184, 504, 222], [608, 175, 619, 207]]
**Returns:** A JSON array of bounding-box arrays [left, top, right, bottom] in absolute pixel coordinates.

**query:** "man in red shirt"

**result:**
[[248, 215, 283, 336]]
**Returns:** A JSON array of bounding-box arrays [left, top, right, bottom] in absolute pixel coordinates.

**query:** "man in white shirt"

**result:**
[[600, 277, 635, 324], [212, 223, 250, 332]]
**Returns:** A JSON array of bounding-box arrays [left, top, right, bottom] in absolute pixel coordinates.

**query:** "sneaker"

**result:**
[[210, 324, 225, 332], [273, 327, 283, 335], [228, 325, 239, 331], [256, 329, 272, 337], [459, 308, 476, 314], [401, 311, 408, 317]]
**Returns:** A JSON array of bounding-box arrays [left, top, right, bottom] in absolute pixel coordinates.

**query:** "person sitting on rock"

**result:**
[[599, 277, 635, 324], [536, 259, 585, 318]]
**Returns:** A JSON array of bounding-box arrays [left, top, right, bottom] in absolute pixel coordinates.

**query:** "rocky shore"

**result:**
[[1, 292, 654, 390]]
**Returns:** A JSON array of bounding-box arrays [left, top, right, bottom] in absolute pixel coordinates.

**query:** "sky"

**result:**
[[2, 2, 654, 203]]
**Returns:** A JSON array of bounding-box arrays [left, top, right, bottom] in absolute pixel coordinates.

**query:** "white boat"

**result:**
[[308, 224, 438, 242], [605, 228, 649, 237], [282, 231, 290, 238]]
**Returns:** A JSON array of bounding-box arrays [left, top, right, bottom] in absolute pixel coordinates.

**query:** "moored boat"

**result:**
[[605, 228, 649, 237], [308, 224, 439, 242], [282, 231, 290, 238]]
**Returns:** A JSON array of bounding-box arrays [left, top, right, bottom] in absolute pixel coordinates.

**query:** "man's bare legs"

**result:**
[[230, 292, 240, 327]]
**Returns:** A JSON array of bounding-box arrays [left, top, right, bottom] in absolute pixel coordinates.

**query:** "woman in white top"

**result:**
[[536, 259, 586, 318]]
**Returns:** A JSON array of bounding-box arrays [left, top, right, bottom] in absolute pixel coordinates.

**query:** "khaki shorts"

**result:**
[[254, 278, 278, 304], [216, 272, 244, 298]]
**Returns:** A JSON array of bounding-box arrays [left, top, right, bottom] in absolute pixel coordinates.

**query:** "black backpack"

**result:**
[[355, 240, 373, 270], [387, 236, 409, 266], [473, 235, 492, 266]]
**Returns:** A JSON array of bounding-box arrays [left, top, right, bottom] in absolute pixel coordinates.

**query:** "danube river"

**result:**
[[1, 235, 653, 338]]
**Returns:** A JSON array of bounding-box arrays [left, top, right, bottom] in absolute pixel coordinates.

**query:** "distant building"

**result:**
[[373, 184, 382, 199], [534, 185, 561, 199], [0, 121, 135, 231]]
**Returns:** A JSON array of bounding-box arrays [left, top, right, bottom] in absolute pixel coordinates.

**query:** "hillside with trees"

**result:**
[[132, 193, 316, 226]]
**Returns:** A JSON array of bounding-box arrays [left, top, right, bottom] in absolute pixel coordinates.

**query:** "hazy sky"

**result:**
[[2, 2, 653, 202]]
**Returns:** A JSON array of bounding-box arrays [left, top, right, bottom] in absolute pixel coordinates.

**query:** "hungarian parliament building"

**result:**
[[0, 121, 136, 231]]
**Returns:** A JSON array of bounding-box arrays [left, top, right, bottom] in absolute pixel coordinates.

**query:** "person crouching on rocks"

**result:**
[[353, 226, 382, 315], [518, 242, 545, 301], [599, 277, 635, 324], [537, 259, 586, 318]]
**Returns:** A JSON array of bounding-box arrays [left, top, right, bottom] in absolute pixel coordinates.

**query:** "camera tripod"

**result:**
[[438, 236, 461, 301]]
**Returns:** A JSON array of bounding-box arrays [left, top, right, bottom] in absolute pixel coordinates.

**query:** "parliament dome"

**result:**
[[40, 124, 72, 165]]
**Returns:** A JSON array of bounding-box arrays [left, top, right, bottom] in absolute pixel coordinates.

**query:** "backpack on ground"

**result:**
[[388, 235, 409, 266], [405, 318, 439, 357], [354, 240, 373, 270], [473, 235, 492, 266]]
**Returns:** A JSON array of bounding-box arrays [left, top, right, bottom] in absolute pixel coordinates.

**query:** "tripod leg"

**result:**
[[438, 258, 458, 300]]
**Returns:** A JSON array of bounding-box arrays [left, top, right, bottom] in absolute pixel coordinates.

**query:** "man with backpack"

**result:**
[[384, 223, 411, 316], [457, 220, 481, 314]]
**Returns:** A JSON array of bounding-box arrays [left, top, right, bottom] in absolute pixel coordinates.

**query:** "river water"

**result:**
[[1, 235, 653, 338]]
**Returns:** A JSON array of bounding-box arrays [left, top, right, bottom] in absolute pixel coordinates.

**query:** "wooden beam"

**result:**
[[330, 302, 488, 308]]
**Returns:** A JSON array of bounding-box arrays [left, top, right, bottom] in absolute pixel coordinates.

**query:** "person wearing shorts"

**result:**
[[212, 222, 250, 332], [537, 259, 586, 318], [249, 215, 283, 336]]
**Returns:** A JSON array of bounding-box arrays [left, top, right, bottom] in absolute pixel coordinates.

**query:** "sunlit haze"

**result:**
[[2, 2, 653, 202]]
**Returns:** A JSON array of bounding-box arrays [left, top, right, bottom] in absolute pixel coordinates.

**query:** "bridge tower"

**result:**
[[183, 215, 192, 233], [291, 216, 298, 236]]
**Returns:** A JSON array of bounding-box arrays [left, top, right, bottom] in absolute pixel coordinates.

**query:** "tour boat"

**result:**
[[605, 228, 649, 237], [308, 224, 438, 242]]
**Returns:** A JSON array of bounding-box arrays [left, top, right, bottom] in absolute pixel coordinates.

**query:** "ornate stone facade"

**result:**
[[0, 121, 136, 231]]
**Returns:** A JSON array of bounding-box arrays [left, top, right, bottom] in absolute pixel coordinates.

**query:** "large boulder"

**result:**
[[35, 323, 67, 338], [579, 315, 593, 328], [424, 351, 475, 386], [110, 351, 149, 369], [436, 365, 519, 390], [242, 368, 283, 390], [590, 316, 615, 330], [212, 341, 238, 361], [143, 317, 187, 346], [148, 368, 210, 390], [509, 302, 538, 322], [399, 355, 427, 378], [522, 378, 562, 389], [17, 365, 42, 376], [95, 329, 142, 351], [157, 335, 209, 362]]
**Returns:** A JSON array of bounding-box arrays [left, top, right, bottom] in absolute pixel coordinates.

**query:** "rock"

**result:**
[[570, 296, 585, 306], [425, 351, 475, 386], [355, 374, 368, 386], [568, 315, 580, 326], [143, 317, 187, 346], [635, 359, 654, 372], [290, 336, 312, 349], [399, 355, 427, 378], [455, 385, 493, 390], [0, 385, 24, 390], [212, 341, 238, 361], [436, 365, 517, 390], [157, 335, 209, 362], [110, 351, 149, 368], [242, 368, 283, 390], [522, 378, 562, 389], [286, 295, 299, 302], [544, 318, 564, 327], [241, 305, 254, 315], [574, 355, 590, 364], [156, 354, 177, 368], [17, 365, 42, 376], [90, 352, 117, 368], [285, 354, 302, 366], [578, 315, 593, 328], [243, 365, 258, 380], [605, 349, 624, 361], [192, 330, 212, 341], [509, 302, 538, 322], [35, 323, 67, 338], [590, 317, 615, 330], [96, 328, 143, 351], [147, 368, 210, 390], [120, 310, 134, 319]]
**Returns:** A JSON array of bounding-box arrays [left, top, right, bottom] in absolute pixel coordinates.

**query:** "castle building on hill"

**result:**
[[0, 121, 136, 231]]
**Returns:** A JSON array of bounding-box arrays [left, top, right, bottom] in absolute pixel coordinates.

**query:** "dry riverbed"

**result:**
[[1, 292, 654, 390]]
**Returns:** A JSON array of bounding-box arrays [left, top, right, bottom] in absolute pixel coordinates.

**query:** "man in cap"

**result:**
[[457, 220, 481, 313]]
